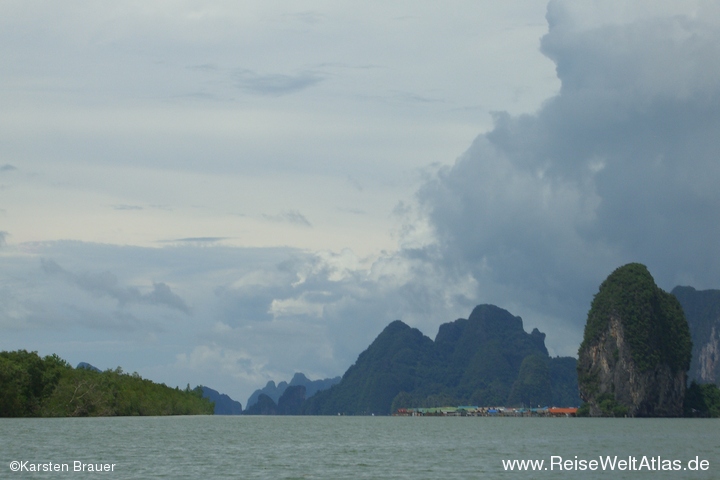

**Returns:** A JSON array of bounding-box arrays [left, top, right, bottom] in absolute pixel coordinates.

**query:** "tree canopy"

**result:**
[[580, 263, 692, 373], [0, 350, 213, 417]]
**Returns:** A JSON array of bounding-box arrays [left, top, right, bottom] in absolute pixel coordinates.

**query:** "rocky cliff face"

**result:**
[[578, 313, 686, 416], [304, 305, 580, 415], [698, 326, 720, 383], [277, 385, 306, 415], [201, 386, 243, 415], [671, 286, 720, 385], [243, 394, 278, 415], [578, 264, 691, 417]]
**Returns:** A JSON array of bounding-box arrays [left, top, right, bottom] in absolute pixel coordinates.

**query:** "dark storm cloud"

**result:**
[[417, 6, 720, 333], [40, 259, 191, 314]]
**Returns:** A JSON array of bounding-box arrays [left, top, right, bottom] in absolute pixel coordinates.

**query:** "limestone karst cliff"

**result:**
[[303, 304, 580, 415], [671, 286, 720, 386], [577, 264, 692, 417]]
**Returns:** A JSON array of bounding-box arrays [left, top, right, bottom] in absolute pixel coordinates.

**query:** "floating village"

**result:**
[[393, 406, 578, 417]]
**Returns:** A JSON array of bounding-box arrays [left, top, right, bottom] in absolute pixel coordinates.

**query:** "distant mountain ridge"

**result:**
[[76, 362, 101, 373], [201, 387, 243, 415], [245, 373, 341, 411], [303, 304, 580, 415], [244, 385, 308, 415]]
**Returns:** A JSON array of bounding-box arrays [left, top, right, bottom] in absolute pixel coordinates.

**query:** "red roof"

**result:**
[[548, 408, 578, 415]]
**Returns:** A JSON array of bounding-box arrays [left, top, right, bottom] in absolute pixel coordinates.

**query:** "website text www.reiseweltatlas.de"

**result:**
[[502, 455, 710, 472]]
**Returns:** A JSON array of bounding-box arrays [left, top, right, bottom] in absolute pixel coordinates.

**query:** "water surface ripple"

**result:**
[[2, 416, 718, 479]]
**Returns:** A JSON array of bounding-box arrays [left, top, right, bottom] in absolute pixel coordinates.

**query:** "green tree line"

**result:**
[[0, 350, 213, 417]]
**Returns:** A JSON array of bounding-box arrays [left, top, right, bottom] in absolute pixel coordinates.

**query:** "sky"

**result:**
[[2, 0, 720, 406]]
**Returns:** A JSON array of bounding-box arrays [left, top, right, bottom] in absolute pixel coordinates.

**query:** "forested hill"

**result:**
[[303, 304, 580, 415], [577, 263, 691, 417], [0, 350, 213, 417]]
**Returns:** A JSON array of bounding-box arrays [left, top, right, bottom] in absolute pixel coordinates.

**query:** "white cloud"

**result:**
[[269, 293, 326, 319]]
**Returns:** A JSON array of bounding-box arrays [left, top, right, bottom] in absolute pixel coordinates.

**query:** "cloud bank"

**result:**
[[41, 259, 191, 314], [417, 1, 720, 340]]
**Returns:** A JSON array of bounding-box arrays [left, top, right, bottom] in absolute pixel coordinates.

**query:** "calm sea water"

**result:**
[[1, 416, 719, 479]]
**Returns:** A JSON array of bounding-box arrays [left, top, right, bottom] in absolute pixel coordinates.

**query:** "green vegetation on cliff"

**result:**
[[303, 305, 580, 415], [578, 263, 692, 417], [0, 350, 213, 417], [581, 263, 691, 374], [303, 320, 436, 415], [576, 393, 628, 418], [684, 382, 720, 418]]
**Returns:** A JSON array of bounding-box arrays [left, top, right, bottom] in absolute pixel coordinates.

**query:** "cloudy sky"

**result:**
[[2, 0, 719, 405]]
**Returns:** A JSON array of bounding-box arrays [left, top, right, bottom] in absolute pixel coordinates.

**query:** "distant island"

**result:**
[[576, 263, 720, 417], [0, 351, 213, 417], [239, 264, 720, 418], [303, 304, 580, 416], [5, 263, 720, 418], [244, 372, 340, 414], [201, 386, 243, 415], [577, 263, 691, 417]]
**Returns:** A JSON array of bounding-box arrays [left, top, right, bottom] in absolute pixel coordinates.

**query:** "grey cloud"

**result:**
[[143, 283, 192, 315], [235, 69, 323, 96], [41, 259, 191, 314], [214, 285, 275, 324], [112, 204, 143, 211], [416, 8, 720, 342], [163, 237, 230, 245], [390, 90, 445, 104], [263, 210, 312, 227], [209, 248, 476, 376], [346, 175, 364, 192], [187, 63, 219, 72], [31, 305, 154, 333], [279, 11, 325, 25], [172, 92, 229, 102], [0, 164, 16, 172], [6, 240, 495, 400], [339, 207, 366, 215], [0, 231, 7, 247], [213, 253, 320, 325]]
